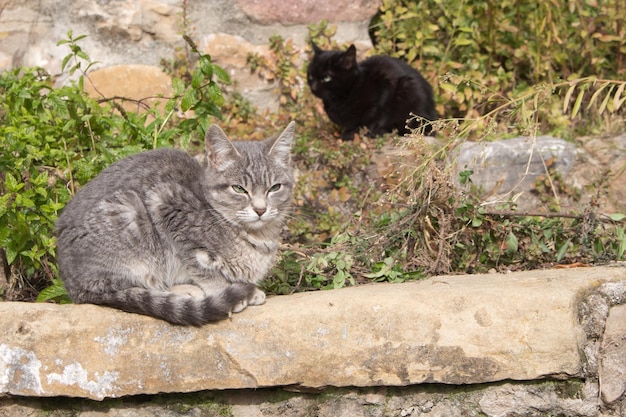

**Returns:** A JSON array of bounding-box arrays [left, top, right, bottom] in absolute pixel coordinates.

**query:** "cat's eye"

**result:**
[[322, 75, 332, 83], [232, 185, 248, 194], [268, 184, 282, 193]]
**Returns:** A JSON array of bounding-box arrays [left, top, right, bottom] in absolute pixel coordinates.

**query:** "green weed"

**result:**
[[3, 30, 229, 301]]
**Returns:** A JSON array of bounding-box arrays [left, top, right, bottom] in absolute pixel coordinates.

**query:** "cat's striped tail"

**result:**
[[92, 283, 258, 326]]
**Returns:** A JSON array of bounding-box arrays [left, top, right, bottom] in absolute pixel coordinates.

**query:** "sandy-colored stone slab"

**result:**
[[83, 64, 173, 113], [0, 267, 624, 400]]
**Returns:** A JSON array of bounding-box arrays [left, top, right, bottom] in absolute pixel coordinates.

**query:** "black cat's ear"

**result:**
[[311, 41, 322, 55], [268, 121, 295, 167], [338, 44, 357, 70], [205, 124, 241, 171]]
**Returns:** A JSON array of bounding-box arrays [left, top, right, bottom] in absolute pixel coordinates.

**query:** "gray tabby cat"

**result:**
[[56, 122, 295, 325]]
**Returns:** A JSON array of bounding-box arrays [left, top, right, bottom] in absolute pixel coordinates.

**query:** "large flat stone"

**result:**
[[0, 267, 624, 400], [83, 64, 173, 114]]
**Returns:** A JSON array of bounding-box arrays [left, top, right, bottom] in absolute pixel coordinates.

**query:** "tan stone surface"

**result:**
[[236, 0, 381, 25], [575, 134, 626, 213], [0, 267, 624, 400], [204, 33, 279, 112], [83, 64, 173, 114]]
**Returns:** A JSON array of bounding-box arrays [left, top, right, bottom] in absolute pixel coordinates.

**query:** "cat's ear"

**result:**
[[311, 41, 322, 55], [268, 121, 295, 166], [338, 44, 357, 70], [205, 124, 241, 171]]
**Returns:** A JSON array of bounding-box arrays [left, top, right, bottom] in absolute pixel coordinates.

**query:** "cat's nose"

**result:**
[[254, 207, 266, 217]]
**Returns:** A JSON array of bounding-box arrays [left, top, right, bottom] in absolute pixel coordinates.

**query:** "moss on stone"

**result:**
[[150, 392, 233, 416]]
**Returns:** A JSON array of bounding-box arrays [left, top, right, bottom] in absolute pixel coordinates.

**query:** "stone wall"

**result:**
[[0, 0, 379, 111], [0, 266, 625, 416]]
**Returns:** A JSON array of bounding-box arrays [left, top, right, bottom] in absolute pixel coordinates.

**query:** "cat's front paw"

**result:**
[[231, 299, 248, 314], [230, 287, 266, 314], [248, 287, 266, 306]]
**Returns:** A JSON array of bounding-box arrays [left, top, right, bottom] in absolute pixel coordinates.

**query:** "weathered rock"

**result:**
[[236, 0, 381, 25], [1, 380, 619, 417], [83, 64, 173, 113], [0, 0, 377, 109], [203, 33, 279, 112], [479, 382, 599, 417], [1, 267, 624, 401], [574, 134, 626, 213], [452, 136, 577, 201], [599, 303, 626, 404], [0, 0, 180, 75]]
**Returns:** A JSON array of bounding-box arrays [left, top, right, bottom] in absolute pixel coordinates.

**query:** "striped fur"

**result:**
[[56, 123, 295, 325]]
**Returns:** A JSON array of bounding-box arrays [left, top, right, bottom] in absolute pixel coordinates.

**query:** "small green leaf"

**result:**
[[608, 213, 626, 222], [333, 269, 346, 288], [598, 84, 615, 114], [16, 194, 35, 208], [459, 169, 473, 185], [571, 89, 585, 118], [363, 258, 394, 279], [212, 65, 231, 84], [5, 247, 18, 265], [199, 56, 213, 78], [505, 232, 519, 255], [69, 62, 81, 76], [454, 38, 473, 46], [563, 82, 577, 113], [614, 82, 625, 110], [191, 68, 203, 89], [5, 173, 23, 192], [36, 279, 72, 304], [207, 83, 224, 106], [556, 239, 571, 262], [76, 50, 90, 61], [73, 34, 88, 42], [587, 81, 609, 110], [616, 227, 625, 260], [180, 88, 197, 112], [172, 77, 185, 96], [336, 258, 346, 270], [440, 83, 458, 93], [61, 54, 72, 72]]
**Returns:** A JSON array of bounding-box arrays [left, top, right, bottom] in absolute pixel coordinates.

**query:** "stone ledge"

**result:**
[[0, 266, 624, 401]]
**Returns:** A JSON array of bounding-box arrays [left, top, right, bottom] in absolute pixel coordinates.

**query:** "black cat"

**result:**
[[307, 43, 437, 140]]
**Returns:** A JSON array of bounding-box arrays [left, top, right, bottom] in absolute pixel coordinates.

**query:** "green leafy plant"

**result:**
[[169, 34, 231, 149], [36, 279, 72, 304], [302, 233, 357, 290], [0, 63, 105, 300], [1, 29, 229, 302], [562, 78, 626, 119], [370, 0, 626, 137]]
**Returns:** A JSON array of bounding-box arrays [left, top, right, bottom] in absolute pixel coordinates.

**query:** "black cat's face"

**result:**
[[307, 44, 358, 100]]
